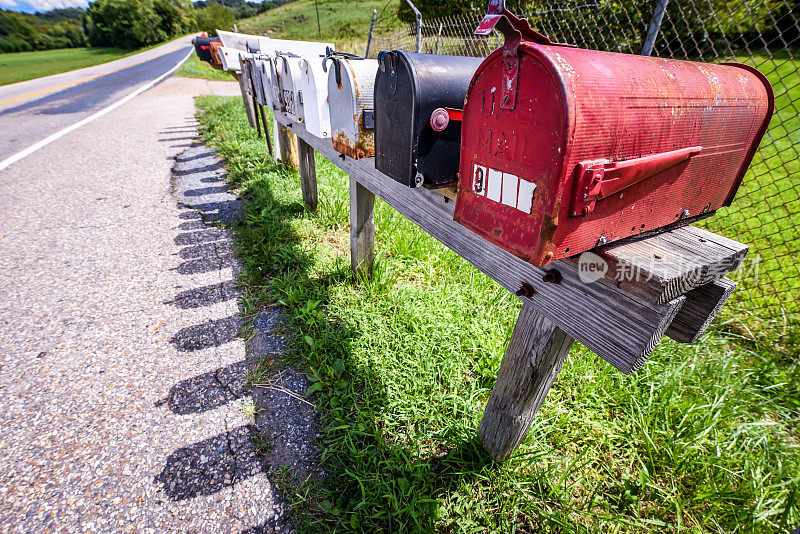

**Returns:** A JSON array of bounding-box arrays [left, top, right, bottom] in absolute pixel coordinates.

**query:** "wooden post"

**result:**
[[277, 125, 299, 171], [298, 138, 318, 211], [478, 302, 575, 461], [349, 177, 375, 274]]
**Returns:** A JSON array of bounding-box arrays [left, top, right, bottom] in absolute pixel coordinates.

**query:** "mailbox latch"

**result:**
[[570, 146, 703, 216], [362, 109, 375, 130]]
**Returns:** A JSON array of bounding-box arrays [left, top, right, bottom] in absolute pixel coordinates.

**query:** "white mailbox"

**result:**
[[275, 54, 305, 124], [219, 46, 244, 72], [298, 57, 331, 139], [326, 55, 379, 159]]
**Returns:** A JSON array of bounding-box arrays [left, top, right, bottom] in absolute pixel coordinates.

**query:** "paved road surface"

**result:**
[[0, 38, 193, 163], [0, 47, 282, 530]]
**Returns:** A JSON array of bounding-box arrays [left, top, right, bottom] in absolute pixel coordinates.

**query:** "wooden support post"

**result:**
[[478, 302, 575, 461], [277, 125, 299, 171], [298, 138, 318, 211], [350, 177, 375, 274]]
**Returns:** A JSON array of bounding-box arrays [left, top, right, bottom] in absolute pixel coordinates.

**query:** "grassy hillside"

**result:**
[[238, 0, 403, 54]]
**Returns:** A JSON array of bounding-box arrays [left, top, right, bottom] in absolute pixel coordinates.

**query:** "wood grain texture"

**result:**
[[581, 227, 749, 304], [478, 302, 575, 461], [350, 176, 375, 274], [277, 124, 299, 171], [665, 277, 737, 343], [274, 114, 709, 374], [298, 138, 318, 211]]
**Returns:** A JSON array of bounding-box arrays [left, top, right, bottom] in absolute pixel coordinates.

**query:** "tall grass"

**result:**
[[196, 95, 799, 533]]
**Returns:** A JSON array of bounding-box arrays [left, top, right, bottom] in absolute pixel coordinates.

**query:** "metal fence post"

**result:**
[[365, 9, 377, 58], [435, 22, 443, 54], [405, 0, 422, 52], [641, 0, 670, 56]]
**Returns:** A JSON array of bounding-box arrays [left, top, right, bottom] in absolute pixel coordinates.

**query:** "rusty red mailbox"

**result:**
[[453, 1, 774, 267]]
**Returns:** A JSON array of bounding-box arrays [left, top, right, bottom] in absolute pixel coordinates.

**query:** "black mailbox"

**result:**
[[192, 36, 221, 64], [374, 51, 483, 188]]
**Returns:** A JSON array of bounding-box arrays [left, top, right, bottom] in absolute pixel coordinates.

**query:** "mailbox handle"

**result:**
[[570, 146, 703, 217]]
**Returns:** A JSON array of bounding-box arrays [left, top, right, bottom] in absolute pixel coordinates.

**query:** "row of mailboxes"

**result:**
[[194, 2, 773, 266]]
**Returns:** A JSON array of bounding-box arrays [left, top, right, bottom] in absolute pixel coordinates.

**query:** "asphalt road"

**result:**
[[0, 39, 193, 164], [0, 43, 287, 530]]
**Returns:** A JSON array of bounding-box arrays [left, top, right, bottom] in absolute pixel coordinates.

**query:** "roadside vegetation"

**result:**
[[175, 53, 233, 80], [195, 94, 799, 533], [238, 0, 404, 54], [0, 46, 139, 85]]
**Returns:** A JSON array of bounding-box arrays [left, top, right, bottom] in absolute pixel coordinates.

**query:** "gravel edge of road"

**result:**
[[171, 142, 322, 532]]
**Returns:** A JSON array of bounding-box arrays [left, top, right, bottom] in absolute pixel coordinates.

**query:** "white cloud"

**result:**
[[4, 0, 89, 13]]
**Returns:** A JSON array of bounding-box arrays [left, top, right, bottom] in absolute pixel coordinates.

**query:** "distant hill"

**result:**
[[238, 0, 403, 54], [0, 8, 87, 52]]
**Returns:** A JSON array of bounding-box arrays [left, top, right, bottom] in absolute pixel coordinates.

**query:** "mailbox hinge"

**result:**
[[570, 146, 703, 217]]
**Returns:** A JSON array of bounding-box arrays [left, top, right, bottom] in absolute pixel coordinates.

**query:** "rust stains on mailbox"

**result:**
[[454, 0, 774, 267], [326, 52, 379, 159]]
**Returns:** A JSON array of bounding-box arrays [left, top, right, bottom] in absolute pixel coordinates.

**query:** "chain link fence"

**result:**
[[367, 0, 800, 339]]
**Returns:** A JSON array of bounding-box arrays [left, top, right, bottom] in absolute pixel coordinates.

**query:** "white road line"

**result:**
[[0, 49, 193, 172]]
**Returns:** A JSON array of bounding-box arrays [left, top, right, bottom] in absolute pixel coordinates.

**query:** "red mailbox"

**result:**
[[454, 1, 774, 266]]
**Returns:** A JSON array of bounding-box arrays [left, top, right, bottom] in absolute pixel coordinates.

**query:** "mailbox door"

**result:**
[[285, 58, 306, 124], [456, 49, 565, 265], [241, 58, 254, 97], [264, 57, 282, 111], [375, 51, 482, 187], [251, 59, 267, 105], [219, 47, 242, 72], [328, 58, 378, 159], [276, 56, 303, 122], [299, 58, 332, 138], [209, 42, 224, 67]]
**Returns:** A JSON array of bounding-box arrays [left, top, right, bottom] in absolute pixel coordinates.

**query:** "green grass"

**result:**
[[699, 52, 800, 347], [238, 0, 404, 54], [196, 95, 799, 533], [175, 54, 234, 81], [0, 46, 136, 86]]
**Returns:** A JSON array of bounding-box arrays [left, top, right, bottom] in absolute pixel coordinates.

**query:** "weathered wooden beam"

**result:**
[[298, 138, 318, 211], [350, 176, 375, 274], [665, 277, 737, 343], [579, 226, 748, 305], [277, 125, 299, 171], [478, 302, 574, 461], [272, 114, 709, 373]]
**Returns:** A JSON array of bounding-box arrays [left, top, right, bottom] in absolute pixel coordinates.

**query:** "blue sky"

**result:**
[[0, 0, 89, 13]]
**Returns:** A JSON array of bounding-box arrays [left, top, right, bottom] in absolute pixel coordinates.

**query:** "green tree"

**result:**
[[193, 2, 235, 36], [86, 0, 193, 48]]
